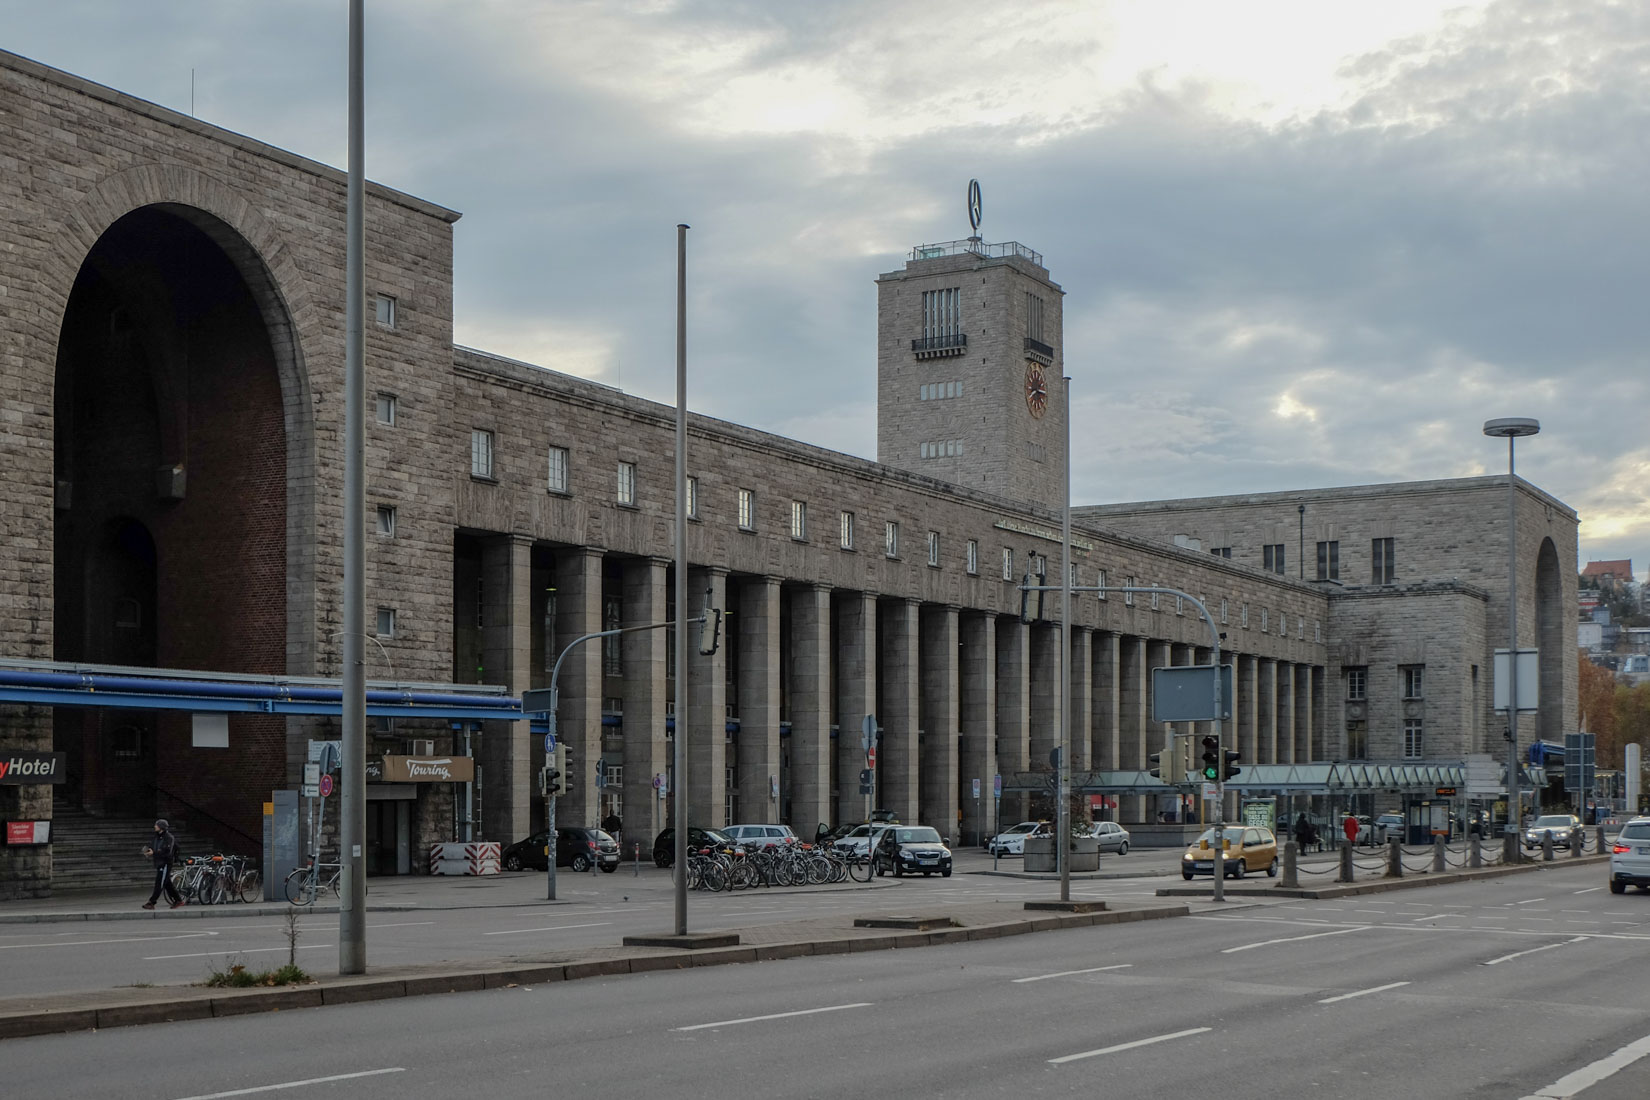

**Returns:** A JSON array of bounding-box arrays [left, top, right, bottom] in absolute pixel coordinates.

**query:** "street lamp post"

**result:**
[[1484, 416, 1539, 859]]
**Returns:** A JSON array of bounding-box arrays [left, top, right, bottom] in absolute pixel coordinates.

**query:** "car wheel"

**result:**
[[1117, 841, 1128, 856], [654, 853, 671, 869], [1182, 870, 1194, 880], [1234, 858, 1246, 879], [571, 854, 592, 873], [894, 861, 904, 877], [941, 867, 952, 878], [503, 853, 522, 872], [600, 863, 617, 873], [1267, 857, 1279, 878], [1610, 878, 1626, 894]]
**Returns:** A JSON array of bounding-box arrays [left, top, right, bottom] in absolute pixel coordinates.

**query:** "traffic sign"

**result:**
[[319, 773, 334, 799], [993, 773, 1002, 797], [861, 714, 876, 750], [1202, 782, 1222, 801], [544, 732, 556, 753], [867, 747, 876, 767], [972, 778, 981, 799]]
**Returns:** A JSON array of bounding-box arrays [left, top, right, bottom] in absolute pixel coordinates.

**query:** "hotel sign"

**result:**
[[379, 755, 475, 784]]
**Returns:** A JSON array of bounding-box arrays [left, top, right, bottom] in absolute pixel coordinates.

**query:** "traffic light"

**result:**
[[1200, 735, 1220, 781], [1222, 748, 1241, 781], [698, 607, 723, 655], [545, 744, 566, 796], [1148, 749, 1168, 780], [1019, 569, 1037, 624]]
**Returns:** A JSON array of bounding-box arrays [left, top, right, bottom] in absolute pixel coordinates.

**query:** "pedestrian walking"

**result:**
[[1343, 813, 1360, 848], [142, 818, 185, 910]]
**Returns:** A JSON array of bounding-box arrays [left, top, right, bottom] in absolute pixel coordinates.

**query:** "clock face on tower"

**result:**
[[1024, 361, 1048, 419]]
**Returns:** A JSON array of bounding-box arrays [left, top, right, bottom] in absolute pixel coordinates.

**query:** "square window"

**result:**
[[791, 500, 808, 541], [375, 393, 397, 425], [840, 511, 854, 550], [617, 461, 636, 506], [547, 446, 569, 494], [966, 539, 978, 575], [927, 531, 940, 567], [375, 607, 396, 638], [374, 294, 397, 329], [685, 476, 698, 519], [375, 505, 396, 537], [470, 429, 494, 480], [738, 489, 754, 531], [885, 521, 899, 559]]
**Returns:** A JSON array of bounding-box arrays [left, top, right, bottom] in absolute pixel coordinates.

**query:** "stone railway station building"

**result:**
[[0, 51, 1578, 897]]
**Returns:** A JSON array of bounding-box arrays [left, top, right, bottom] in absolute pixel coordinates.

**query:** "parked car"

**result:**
[[722, 823, 799, 849], [987, 821, 1051, 856], [1525, 814, 1581, 850], [501, 827, 619, 872], [1081, 821, 1131, 854], [872, 825, 953, 877], [651, 827, 733, 868], [1608, 817, 1650, 894], [831, 823, 880, 857], [1181, 826, 1278, 879], [1372, 813, 1405, 844]]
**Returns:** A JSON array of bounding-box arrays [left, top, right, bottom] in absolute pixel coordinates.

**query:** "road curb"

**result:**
[[0, 902, 1189, 1041], [1155, 852, 1610, 899]]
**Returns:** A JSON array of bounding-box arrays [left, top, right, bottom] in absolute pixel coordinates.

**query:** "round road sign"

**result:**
[[319, 773, 334, 799]]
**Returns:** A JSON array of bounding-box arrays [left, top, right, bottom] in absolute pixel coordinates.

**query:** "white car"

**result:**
[[987, 821, 1051, 856], [721, 823, 798, 849], [1609, 818, 1650, 894], [832, 823, 884, 857]]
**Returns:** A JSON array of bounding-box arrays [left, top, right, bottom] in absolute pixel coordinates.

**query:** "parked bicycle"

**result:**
[[169, 853, 261, 904], [284, 860, 342, 905]]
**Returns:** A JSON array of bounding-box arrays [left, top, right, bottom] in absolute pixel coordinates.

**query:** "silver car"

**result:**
[[1083, 820, 1131, 854], [1524, 814, 1580, 850], [1609, 818, 1650, 894]]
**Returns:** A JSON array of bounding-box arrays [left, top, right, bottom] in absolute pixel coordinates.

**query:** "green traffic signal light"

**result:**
[[1200, 735, 1220, 781]]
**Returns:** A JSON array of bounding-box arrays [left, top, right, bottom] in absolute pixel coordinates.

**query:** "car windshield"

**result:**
[[1005, 824, 1036, 835], [1619, 823, 1650, 841], [1192, 829, 1244, 846], [1532, 816, 1571, 828], [892, 828, 942, 844], [591, 830, 615, 843]]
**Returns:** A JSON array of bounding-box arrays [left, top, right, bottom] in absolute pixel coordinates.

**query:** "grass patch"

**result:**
[[203, 962, 311, 988]]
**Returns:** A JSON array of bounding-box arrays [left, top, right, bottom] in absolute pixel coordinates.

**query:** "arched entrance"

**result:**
[[53, 205, 291, 841], [1534, 537, 1565, 742]]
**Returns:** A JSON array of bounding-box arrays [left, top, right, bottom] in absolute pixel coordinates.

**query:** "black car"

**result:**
[[652, 826, 733, 868], [873, 825, 953, 877], [501, 827, 620, 872]]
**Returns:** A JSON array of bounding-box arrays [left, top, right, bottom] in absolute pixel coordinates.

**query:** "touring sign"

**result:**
[[0, 751, 66, 785]]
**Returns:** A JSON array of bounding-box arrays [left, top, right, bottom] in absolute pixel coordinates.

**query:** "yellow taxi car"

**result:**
[[1181, 825, 1279, 880]]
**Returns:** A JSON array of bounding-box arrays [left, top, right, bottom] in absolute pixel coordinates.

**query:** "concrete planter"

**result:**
[[1023, 835, 1099, 872]]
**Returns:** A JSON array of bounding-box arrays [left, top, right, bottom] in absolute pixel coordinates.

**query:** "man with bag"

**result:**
[[141, 818, 185, 910]]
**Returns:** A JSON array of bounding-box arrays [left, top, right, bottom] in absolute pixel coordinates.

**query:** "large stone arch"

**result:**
[[1534, 537, 1565, 743]]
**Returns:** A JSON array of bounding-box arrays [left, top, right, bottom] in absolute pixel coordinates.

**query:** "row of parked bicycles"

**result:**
[[169, 853, 262, 905], [686, 842, 876, 891]]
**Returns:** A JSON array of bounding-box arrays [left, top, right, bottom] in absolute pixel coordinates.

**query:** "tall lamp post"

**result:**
[[1484, 416, 1539, 857]]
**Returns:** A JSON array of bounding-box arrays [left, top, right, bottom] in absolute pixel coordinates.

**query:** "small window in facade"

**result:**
[[1315, 621, 1322, 643], [1209, 546, 1232, 559], [548, 447, 569, 494], [840, 511, 854, 550], [921, 287, 962, 345], [884, 521, 899, 559], [1069, 562, 1078, 588], [617, 461, 636, 506], [114, 598, 141, 630], [1403, 718, 1424, 759], [374, 294, 397, 329], [1260, 608, 1269, 633], [1002, 548, 1014, 581], [1346, 667, 1367, 700], [1026, 292, 1045, 343], [375, 393, 397, 425], [1346, 721, 1368, 759], [1402, 665, 1425, 699], [1372, 537, 1396, 584], [1096, 569, 1107, 599], [1278, 612, 1287, 635], [1124, 576, 1135, 607], [927, 531, 940, 567], [1174, 594, 1184, 616], [685, 476, 698, 519], [376, 505, 396, 537], [1220, 598, 1229, 624], [1150, 585, 1160, 611], [375, 607, 396, 638], [966, 539, 978, 575], [791, 501, 808, 541], [1241, 603, 1249, 628], [738, 488, 755, 531], [470, 429, 495, 480], [1263, 543, 1285, 574], [1316, 540, 1340, 581]]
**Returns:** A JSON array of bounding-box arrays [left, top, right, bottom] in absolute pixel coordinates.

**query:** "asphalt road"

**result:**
[[8, 862, 1650, 1099]]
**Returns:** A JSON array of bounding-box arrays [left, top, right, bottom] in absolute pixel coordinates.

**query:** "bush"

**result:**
[[203, 961, 311, 988]]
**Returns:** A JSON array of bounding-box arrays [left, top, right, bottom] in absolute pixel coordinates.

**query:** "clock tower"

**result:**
[[875, 189, 1065, 511]]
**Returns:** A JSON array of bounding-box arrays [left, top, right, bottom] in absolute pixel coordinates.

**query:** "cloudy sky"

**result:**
[[6, 1, 1647, 578]]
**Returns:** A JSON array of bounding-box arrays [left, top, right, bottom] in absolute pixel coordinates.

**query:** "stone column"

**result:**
[[737, 577, 782, 825], [1029, 624, 1059, 798], [554, 548, 604, 827], [480, 534, 533, 843], [959, 612, 996, 846], [1118, 636, 1149, 821], [685, 566, 728, 828], [1279, 662, 1297, 765], [1069, 628, 1092, 772], [1237, 653, 1258, 781], [835, 591, 878, 826], [879, 599, 921, 823], [1311, 665, 1328, 759], [995, 618, 1030, 823], [1294, 663, 1312, 763], [622, 558, 669, 843], [1091, 632, 1119, 771], [920, 604, 960, 838], [788, 583, 832, 837], [1257, 658, 1278, 766]]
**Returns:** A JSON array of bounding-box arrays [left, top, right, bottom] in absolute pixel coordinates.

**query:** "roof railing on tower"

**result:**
[[910, 238, 1043, 266]]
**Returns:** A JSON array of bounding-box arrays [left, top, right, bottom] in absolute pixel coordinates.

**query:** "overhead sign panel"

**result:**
[[1151, 665, 1234, 723]]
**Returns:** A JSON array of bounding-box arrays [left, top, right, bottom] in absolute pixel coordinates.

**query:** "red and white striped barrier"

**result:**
[[429, 841, 501, 876]]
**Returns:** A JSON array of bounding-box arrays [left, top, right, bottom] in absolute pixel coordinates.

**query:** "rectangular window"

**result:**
[[1220, 598, 1229, 624], [1003, 548, 1014, 581], [1069, 562, 1078, 588], [927, 531, 940, 567], [602, 595, 622, 676], [884, 521, 899, 559], [1403, 718, 1424, 759], [966, 539, 979, 575], [470, 429, 494, 480], [617, 461, 636, 506], [918, 381, 963, 401], [547, 446, 569, 494], [1026, 292, 1044, 342], [1347, 720, 1368, 759], [685, 475, 698, 519], [1209, 546, 1232, 559], [1124, 576, 1135, 607], [1241, 603, 1249, 628], [1150, 585, 1160, 611], [1260, 608, 1269, 633], [375, 607, 396, 638], [1096, 569, 1107, 599], [1278, 612, 1287, 635], [1174, 593, 1184, 616], [375, 505, 396, 537], [1372, 538, 1395, 584], [1346, 667, 1367, 700], [375, 393, 397, 425], [1263, 543, 1285, 574], [374, 294, 397, 328], [1316, 540, 1340, 581], [840, 511, 854, 550], [921, 287, 961, 343], [738, 489, 754, 531], [791, 500, 807, 540], [1401, 665, 1425, 700]]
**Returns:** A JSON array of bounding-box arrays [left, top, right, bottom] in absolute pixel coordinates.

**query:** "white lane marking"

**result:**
[[145, 944, 330, 960], [1, 932, 219, 950], [1411, 914, 1442, 922], [1572, 887, 1603, 895], [366, 921, 435, 929], [1484, 937, 1587, 966], [482, 921, 611, 937], [1013, 964, 1132, 983], [674, 1002, 873, 1031], [1223, 927, 1363, 954], [172, 1068, 405, 1099], [1517, 898, 1548, 905], [1520, 1031, 1650, 1099], [1049, 1027, 1212, 1064], [1318, 981, 1411, 1004]]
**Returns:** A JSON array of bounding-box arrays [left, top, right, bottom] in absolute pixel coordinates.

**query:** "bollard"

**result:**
[[1469, 834, 1482, 869], [1339, 843, 1354, 883], [1387, 835, 1402, 877], [1504, 832, 1519, 865], [1542, 830, 1554, 862], [634, 843, 641, 876], [1597, 825, 1607, 853], [1281, 840, 1298, 889], [1572, 830, 1583, 859], [1433, 835, 1445, 874]]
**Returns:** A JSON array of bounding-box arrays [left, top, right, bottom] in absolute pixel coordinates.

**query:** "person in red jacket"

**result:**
[[1343, 813, 1360, 847]]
